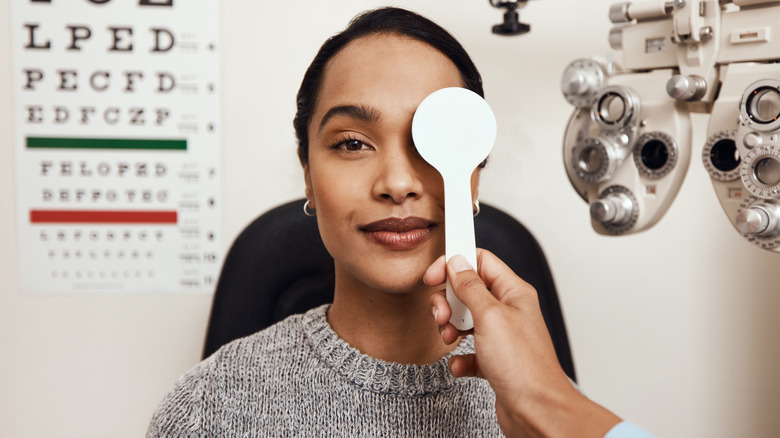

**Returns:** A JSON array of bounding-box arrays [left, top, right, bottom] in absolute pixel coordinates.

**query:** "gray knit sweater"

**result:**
[[147, 304, 503, 437]]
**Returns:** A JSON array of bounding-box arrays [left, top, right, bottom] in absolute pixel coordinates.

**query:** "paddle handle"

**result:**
[[443, 174, 477, 331]]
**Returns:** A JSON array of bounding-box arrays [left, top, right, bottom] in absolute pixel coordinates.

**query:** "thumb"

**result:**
[[446, 254, 497, 316]]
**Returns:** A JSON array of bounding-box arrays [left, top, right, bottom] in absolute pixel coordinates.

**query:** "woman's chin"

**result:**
[[333, 244, 442, 296], [356, 264, 434, 296], [374, 280, 429, 295]]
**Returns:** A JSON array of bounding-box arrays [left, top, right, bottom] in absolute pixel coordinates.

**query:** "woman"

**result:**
[[148, 7, 501, 437]]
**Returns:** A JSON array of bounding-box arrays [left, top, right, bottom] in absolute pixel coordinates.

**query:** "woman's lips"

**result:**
[[361, 217, 436, 250]]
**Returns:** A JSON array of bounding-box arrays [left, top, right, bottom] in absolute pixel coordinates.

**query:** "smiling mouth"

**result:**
[[360, 217, 436, 250]]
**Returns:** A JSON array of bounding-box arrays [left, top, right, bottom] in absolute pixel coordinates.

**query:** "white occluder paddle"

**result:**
[[412, 87, 497, 331]]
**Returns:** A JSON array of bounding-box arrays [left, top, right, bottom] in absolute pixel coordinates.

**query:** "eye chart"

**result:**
[[12, 0, 221, 293]]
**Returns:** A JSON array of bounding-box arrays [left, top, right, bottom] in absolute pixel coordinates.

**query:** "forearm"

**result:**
[[499, 384, 621, 438]]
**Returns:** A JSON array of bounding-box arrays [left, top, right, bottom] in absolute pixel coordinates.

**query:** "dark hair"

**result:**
[[293, 7, 484, 165]]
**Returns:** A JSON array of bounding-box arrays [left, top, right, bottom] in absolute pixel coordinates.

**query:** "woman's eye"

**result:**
[[344, 140, 364, 151], [336, 139, 370, 152]]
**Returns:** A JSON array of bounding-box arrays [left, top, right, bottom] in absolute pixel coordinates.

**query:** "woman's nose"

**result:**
[[372, 146, 425, 204]]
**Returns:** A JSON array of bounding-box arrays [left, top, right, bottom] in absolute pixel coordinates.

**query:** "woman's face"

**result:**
[[304, 33, 480, 294]]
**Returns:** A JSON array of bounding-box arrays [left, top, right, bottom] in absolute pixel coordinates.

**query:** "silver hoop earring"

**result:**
[[303, 200, 316, 217], [473, 199, 480, 217]]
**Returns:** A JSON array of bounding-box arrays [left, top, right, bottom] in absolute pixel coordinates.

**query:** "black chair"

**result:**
[[202, 199, 576, 381]]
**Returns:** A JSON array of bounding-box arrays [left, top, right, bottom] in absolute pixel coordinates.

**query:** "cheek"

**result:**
[[311, 188, 350, 259], [310, 162, 366, 204], [308, 165, 361, 238], [310, 170, 344, 217]]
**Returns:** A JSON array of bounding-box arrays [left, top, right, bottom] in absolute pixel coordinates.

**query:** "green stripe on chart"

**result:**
[[26, 137, 187, 150]]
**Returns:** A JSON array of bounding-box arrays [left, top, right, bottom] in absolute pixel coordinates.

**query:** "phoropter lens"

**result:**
[[597, 93, 626, 124], [710, 139, 740, 172], [578, 146, 605, 174], [754, 157, 780, 186], [640, 140, 669, 170], [747, 87, 780, 124]]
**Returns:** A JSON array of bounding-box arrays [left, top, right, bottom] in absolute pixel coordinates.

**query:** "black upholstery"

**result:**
[[202, 199, 576, 381]]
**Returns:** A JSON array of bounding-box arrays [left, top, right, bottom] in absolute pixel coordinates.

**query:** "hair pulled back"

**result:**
[[293, 7, 484, 165]]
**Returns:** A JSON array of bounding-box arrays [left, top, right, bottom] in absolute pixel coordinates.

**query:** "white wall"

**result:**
[[1, 1, 779, 437]]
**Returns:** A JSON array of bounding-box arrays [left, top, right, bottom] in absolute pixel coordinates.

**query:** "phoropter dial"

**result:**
[[593, 85, 639, 131], [561, 58, 606, 108], [739, 79, 780, 133], [571, 135, 631, 184], [590, 185, 639, 235], [740, 144, 780, 199], [736, 196, 780, 249], [702, 130, 740, 182], [633, 131, 678, 179]]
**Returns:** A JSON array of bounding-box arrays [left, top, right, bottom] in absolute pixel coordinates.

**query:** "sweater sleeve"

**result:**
[[604, 421, 655, 438], [146, 360, 212, 438]]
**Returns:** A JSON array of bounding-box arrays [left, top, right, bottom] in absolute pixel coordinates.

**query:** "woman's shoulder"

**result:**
[[167, 306, 325, 395], [147, 306, 325, 436], [207, 305, 320, 368]]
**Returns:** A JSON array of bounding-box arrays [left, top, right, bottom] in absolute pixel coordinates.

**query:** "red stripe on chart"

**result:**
[[29, 210, 178, 224]]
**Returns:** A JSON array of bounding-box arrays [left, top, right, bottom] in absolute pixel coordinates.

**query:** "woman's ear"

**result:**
[[470, 168, 481, 202], [303, 164, 315, 208]]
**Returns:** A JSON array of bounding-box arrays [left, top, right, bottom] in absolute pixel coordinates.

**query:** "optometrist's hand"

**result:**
[[424, 249, 622, 438]]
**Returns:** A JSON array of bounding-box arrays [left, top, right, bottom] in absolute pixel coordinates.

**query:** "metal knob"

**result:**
[[736, 203, 780, 236], [736, 208, 770, 234], [666, 75, 706, 101], [590, 192, 634, 225], [743, 132, 763, 149], [609, 2, 631, 23], [609, 27, 623, 50], [561, 68, 602, 96], [561, 59, 605, 108], [563, 71, 592, 96]]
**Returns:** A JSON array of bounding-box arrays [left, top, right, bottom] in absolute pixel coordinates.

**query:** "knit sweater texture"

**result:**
[[147, 304, 503, 437]]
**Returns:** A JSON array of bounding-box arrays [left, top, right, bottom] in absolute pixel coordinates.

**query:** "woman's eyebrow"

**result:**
[[318, 104, 380, 133]]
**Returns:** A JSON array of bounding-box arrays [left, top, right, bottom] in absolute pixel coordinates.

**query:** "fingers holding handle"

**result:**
[[426, 249, 523, 344]]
